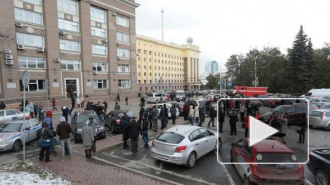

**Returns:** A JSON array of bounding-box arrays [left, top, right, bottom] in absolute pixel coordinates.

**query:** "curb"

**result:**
[[95, 120, 189, 153]]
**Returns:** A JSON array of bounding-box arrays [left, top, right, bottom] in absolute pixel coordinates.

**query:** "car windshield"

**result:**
[[256, 153, 298, 168], [156, 132, 184, 144], [321, 99, 330, 102], [147, 94, 153, 97], [272, 106, 288, 113], [77, 115, 98, 125], [177, 92, 184, 96], [321, 105, 330, 109], [0, 123, 23, 132]]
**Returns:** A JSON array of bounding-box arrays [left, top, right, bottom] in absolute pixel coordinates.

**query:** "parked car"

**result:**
[[309, 110, 330, 130], [231, 138, 305, 185], [147, 92, 167, 104], [155, 103, 179, 118], [71, 110, 106, 143], [0, 109, 30, 125], [263, 103, 307, 124], [320, 104, 330, 110], [310, 99, 330, 109], [104, 110, 136, 134], [0, 119, 41, 152], [307, 148, 330, 185], [263, 97, 281, 107], [151, 125, 219, 168]]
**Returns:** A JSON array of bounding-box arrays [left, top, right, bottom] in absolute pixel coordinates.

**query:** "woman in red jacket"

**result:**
[[244, 113, 250, 138]]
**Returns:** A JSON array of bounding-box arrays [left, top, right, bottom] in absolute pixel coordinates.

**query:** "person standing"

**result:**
[[239, 103, 246, 122], [86, 116, 97, 150], [96, 103, 103, 122], [81, 121, 94, 158], [56, 116, 73, 161], [170, 104, 177, 124], [103, 100, 108, 112], [29, 102, 34, 118], [61, 106, 70, 122], [50, 98, 57, 111], [207, 104, 216, 127], [188, 105, 195, 125], [147, 105, 153, 129], [279, 113, 288, 144], [80, 96, 85, 108], [125, 97, 128, 105], [127, 120, 141, 153], [141, 114, 149, 148], [140, 96, 145, 106], [194, 103, 200, 124], [244, 113, 250, 138], [225, 98, 230, 116], [116, 93, 120, 102], [218, 107, 225, 133], [198, 103, 206, 127], [139, 105, 145, 123], [160, 104, 168, 129], [270, 114, 281, 139], [121, 113, 130, 149], [71, 93, 75, 112], [182, 101, 189, 120], [228, 109, 238, 135], [0, 101, 6, 109], [76, 96, 80, 108], [297, 114, 307, 144], [38, 121, 54, 162], [151, 105, 159, 132], [33, 103, 39, 118], [114, 102, 120, 110], [39, 106, 45, 122]]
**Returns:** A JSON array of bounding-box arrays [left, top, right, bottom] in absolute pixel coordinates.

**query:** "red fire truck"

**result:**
[[232, 86, 267, 97]]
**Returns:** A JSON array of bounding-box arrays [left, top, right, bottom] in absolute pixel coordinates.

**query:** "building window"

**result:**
[[144, 58, 146, 62], [60, 39, 80, 52], [149, 51, 152, 55], [92, 45, 107, 55], [137, 49, 140, 53], [58, 18, 79, 32], [60, 59, 80, 70], [118, 79, 131, 88], [16, 33, 43, 47], [143, 50, 146, 54], [144, 72, 146, 76], [116, 32, 129, 43], [118, 64, 130, 73], [18, 56, 45, 69], [91, 27, 106, 38], [93, 80, 107, 89], [138, 57, 140, 61], [144, 65, 146, 69], [23, 0, 41, 5], [117, 48, 130, 59], [57, 0, 78, 15], [90, 6, 106, 23], [138, 72, 140, 76], [14, 8, 42, 25], [116, 16, 129, 27], [20, 80, 45, 91], [93, 62, 108, 73], [138, 65, 140, 69]]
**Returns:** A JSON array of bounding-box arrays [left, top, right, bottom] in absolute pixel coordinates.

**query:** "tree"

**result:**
[[206, 74, 217, 89]]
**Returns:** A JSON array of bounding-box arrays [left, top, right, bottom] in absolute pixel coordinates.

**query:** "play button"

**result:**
[[249, 116, 278, 147]]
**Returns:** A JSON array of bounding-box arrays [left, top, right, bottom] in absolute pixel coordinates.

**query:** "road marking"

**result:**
[[305, 179, 314, 185], [216, 152, 236, 185], [102, 152, 219, 185]]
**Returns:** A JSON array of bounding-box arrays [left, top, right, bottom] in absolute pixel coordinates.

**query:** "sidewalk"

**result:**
[[33, 119, 188, 185]]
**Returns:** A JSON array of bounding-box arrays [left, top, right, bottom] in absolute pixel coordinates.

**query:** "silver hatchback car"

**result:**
[[309, 110, 330, 130], [151, 125, 218, 168]]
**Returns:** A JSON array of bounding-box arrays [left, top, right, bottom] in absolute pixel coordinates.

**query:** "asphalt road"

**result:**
[[1, 98, 330, 185]]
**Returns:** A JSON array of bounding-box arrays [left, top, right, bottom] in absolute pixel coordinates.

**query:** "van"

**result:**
[[147, 92, 167, 104], [175, 90, 185, 101], [303, 89, 330, 99]]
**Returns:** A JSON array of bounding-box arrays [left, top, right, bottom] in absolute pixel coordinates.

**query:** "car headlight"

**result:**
[[77, 128, 82, 133], [0, 140, 9, 145]]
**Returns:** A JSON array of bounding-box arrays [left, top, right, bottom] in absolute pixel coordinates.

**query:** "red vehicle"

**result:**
[[233, 86, 267, 97], [231, 138, 304, 185]]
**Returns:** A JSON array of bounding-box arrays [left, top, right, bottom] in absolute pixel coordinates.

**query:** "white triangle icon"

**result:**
[[249, 116, 278, 147]]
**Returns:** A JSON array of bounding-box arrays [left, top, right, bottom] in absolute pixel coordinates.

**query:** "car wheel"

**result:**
[[244, 175, 256, 185], [12, 140, 21, 152], [185, 152, 196, 168], [315, 169, 329, 185]]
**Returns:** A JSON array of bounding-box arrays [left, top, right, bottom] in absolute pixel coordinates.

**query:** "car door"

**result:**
[[0, 110, 5, 124], [22, 121, 32, 143], [285, 107, 296, 124], [6, 110, 17, 122], [199, 128, 216, 154], [29, 119, 40, 140], [188, 130, 205, 158]]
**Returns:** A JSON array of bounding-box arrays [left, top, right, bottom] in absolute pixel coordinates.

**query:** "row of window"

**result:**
[[138, 64, 183, 72], [19, 79, 131, 91], [138, 58, 184, 66], [138, 72, 183, 78], [137, 49, 183, 60], [138, 80, 184, 84]]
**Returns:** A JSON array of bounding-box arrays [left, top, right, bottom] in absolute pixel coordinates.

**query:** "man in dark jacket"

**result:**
[[225, 99, 230, 116], [38, 121, 54, 162], [0, 102, 6, 109], [56, 116, 73, 161], [218, 107, 225, 133], [127, 120, 141, 153], [96, 103, 103, 122], [122, 113, 130, 149], [182, 102, 189, 120], [228, 109, 238, 135], [141, 114, 149, 148], [198, 104, 206, 126], [61, 106, 70, 122], [207, 104, 216, 127], [103, 100, 108, 112], [139, 105, 145, 123], [151, 106, 159, 132], [160, 104, 168, 129]]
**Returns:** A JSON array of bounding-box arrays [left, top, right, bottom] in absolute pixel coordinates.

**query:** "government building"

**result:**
[[0, 0, 139, 103], [136, 35, 201, 92]]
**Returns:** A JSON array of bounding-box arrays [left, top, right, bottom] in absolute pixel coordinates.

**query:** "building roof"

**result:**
[[136, 34, 201, 52]]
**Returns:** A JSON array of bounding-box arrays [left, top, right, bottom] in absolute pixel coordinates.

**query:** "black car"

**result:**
[[307, 148, 330, 185], [71, 110, 106, 143], [104, 110, 136, 134]]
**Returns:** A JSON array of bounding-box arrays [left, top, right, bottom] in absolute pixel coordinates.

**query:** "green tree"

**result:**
[[206, 74, 217, 89]]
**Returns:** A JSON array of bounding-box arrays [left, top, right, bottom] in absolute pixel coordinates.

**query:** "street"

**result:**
[[0, 98, 329, 185]]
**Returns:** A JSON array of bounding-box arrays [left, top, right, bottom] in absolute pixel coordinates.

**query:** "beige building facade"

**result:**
[[0, 0, 139, 102], [136, 35, 201, 92]]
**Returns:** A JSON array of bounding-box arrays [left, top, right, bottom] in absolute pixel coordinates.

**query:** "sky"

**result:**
[[135, 0, 330, 73]]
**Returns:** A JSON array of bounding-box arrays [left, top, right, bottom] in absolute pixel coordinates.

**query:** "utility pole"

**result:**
[[161, 9, 164, 42], [219, 66, 221, 92]]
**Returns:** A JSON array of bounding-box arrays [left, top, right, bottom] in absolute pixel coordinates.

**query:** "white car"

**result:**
[[155, 103, 179, 118], [151, 125, 218, 168], [0, 109, 30, 125], [147, 93, 167, 104]]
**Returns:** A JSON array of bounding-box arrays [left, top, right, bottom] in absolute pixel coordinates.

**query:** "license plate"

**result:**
[[157, 154, 169, 160]]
